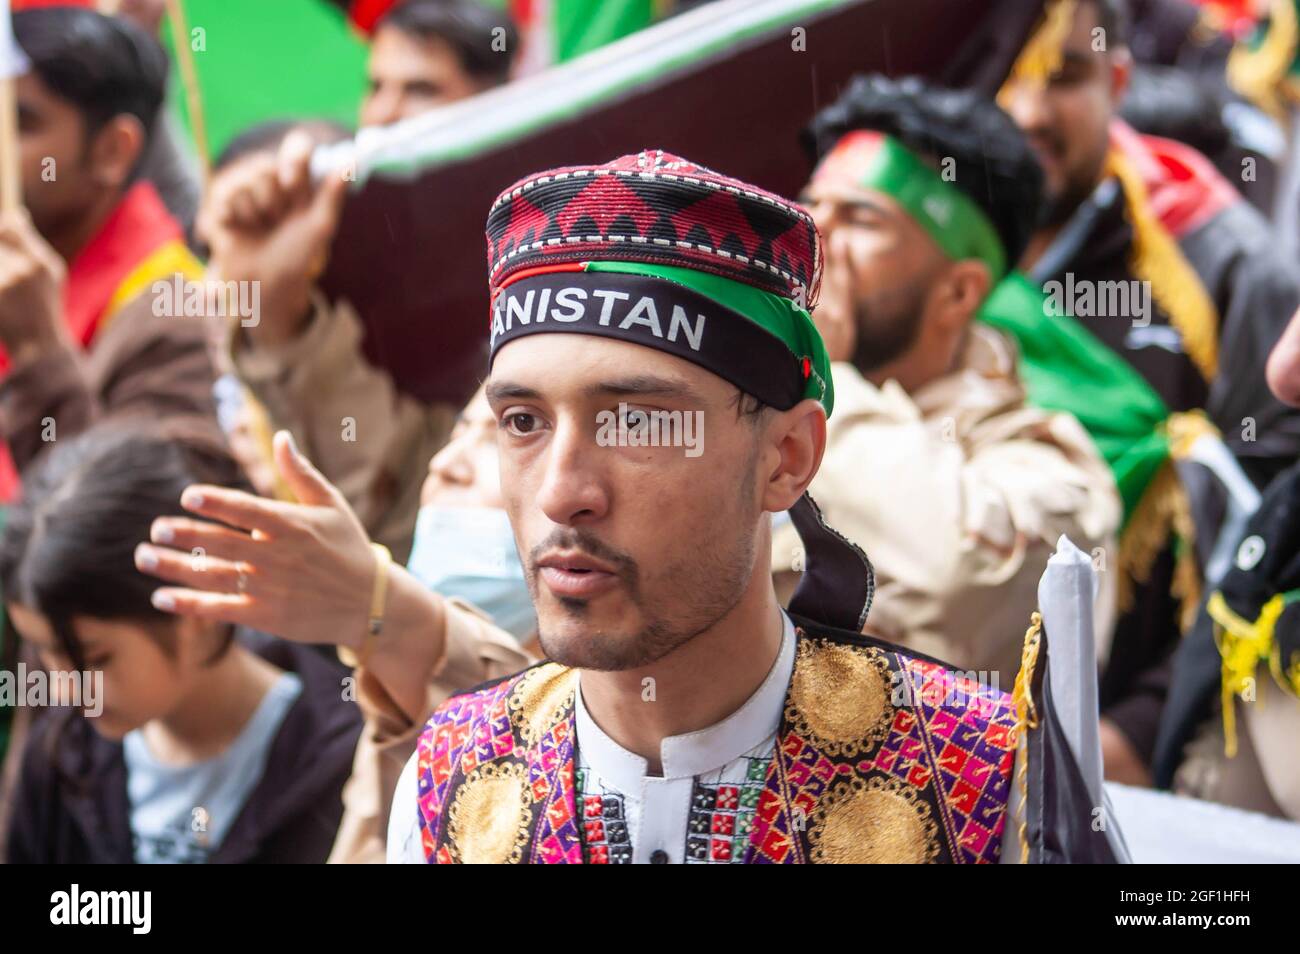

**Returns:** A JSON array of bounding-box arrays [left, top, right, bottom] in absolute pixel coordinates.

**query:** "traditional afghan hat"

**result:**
[[484, 150, 834, 416]]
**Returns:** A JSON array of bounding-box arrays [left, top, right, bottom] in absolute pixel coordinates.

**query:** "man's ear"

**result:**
[[936, 259, 992, 331], [88, 114, 146, 192], [761, 398, 827, 513]]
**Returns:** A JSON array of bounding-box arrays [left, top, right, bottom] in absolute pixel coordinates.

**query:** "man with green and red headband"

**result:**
[[774, 75, 1121, 693], [384, 149, 1114, 864]]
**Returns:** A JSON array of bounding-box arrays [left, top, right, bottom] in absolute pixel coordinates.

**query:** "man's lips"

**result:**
[[536, 551, 620, 599]]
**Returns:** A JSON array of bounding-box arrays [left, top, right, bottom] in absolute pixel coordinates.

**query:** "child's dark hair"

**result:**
[[0, 425, 245, 779], [0, 425, 244, 669]]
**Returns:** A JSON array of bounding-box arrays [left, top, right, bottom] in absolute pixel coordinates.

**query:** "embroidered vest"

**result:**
[[414, 624, 1019, 863]]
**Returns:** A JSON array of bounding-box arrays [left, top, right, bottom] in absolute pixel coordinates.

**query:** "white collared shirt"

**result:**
[[387, 613, 796, 864]]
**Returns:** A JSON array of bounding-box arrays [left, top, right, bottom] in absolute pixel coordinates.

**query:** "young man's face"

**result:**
[[802, 136, 947, 372], [486, 335, 776, 671], [360, 24, 485, 128], [1000, 1, 1128, 224], [16, 72, 103, 241]]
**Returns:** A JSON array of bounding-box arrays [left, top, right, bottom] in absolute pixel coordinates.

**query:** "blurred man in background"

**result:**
[[999, 0, 1300, 784], [774, 75, 1119, 687], [0, 7, 215, 497], [361, 0, 517, 126]]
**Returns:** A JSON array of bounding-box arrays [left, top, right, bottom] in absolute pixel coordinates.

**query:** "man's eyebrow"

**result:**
[[841, 194, 895, 217], [485, 381, 542, 403], [583, 375, 703, 401], [804, 189, 895, 218]]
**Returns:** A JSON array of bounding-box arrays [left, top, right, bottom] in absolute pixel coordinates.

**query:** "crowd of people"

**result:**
[[0, 0, 1298, 864]]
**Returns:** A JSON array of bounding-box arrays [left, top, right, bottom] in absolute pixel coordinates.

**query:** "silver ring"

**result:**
[[236, 567, 249, 593]]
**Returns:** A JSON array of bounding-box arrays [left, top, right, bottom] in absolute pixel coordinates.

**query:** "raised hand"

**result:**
[[135, 430, 379, 651]]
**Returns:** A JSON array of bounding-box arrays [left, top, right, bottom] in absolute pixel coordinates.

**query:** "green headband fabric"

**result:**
[[848, 133, 1007, 279], [584, 260, 835, 418]]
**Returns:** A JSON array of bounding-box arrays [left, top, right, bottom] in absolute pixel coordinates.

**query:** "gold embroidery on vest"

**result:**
[[508, 663, 578, 746], [786, 638, 892, 756], [446, 762, 532, 864], [809, 775, 940, 863]]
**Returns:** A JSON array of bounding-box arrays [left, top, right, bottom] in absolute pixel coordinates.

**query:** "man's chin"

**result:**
[[535, 603, 669, 671], [537, 629, 641, 671]]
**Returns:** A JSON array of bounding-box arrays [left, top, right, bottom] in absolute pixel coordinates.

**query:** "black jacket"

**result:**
[[5, 632, 361, 864], [1030, 156, 1300, 762]]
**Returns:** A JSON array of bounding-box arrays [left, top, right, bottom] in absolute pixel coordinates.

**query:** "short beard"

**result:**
[[849, 277, 930, 376], [533, 458, 761, 672]]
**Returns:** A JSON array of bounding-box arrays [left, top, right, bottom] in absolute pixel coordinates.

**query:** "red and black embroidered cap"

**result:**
[[485, 150, 834, 416]]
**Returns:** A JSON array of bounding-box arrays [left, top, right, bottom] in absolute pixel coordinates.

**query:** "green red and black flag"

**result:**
[[313, 0, 1041, 407]]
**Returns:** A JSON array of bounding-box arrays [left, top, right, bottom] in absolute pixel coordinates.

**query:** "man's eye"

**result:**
[[620, 407, 649, 428], [504, 412, 539, 435]]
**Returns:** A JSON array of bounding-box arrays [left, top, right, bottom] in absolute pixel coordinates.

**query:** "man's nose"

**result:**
[[534, 418, 610, 527], [360, 90, 402, 129]]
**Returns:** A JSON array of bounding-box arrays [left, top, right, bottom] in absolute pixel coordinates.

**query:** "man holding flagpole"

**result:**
[[0, 5, 217, 504]]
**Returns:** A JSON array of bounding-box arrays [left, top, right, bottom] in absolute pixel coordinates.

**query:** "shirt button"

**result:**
[[650, 849, 670, 864]]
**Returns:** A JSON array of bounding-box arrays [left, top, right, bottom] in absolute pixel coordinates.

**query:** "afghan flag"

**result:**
[[312, 0, 1043, 408], [979, 273, 1261, 630]]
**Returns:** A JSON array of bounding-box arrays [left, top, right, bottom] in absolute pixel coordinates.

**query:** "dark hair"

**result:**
[[0, 425, 244, 676], [213, 118, 351, 172], [803, 74, 1045, 268], [1086, 0, 1129, 48], [378, 0, 518, 85], [13, 7, 168, 143]]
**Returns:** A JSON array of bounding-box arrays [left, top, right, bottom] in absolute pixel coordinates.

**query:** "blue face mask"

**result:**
[[405, 506, 536, 642]]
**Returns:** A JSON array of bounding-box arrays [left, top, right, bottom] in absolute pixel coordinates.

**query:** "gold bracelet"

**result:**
[[357, 542, 391, 669]]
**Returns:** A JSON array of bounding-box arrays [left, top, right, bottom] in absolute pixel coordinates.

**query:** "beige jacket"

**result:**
[[327, 598, 533, 864], [226, 293, 456, 562], [773, 324, 1121, 687]]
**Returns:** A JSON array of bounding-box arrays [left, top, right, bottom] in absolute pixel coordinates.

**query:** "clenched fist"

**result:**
[[0, 210, 69, 369], [197, 129, 350, 348]]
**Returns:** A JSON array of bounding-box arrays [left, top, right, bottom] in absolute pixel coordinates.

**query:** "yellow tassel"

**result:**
[[1103, 149, 1221, 383], [1011, 611, 1043, 864], [1227, 0, 1299, 122], [1116, 412, 1210, 628], [997, 0, 1078, 110], [1207, 591, 1287, 757]]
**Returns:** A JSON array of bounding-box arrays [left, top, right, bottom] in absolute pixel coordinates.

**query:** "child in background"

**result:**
[[0, 426, 360, 863]]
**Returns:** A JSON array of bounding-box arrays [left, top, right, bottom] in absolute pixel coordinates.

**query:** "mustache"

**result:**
[[528, 528, 640, 584]]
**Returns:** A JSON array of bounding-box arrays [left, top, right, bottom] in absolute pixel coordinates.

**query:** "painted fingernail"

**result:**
[[182, 490, 205, 509], [151, 590, 176, 612], [134, 545, 158, 571], [151, 521, 174, 544]]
